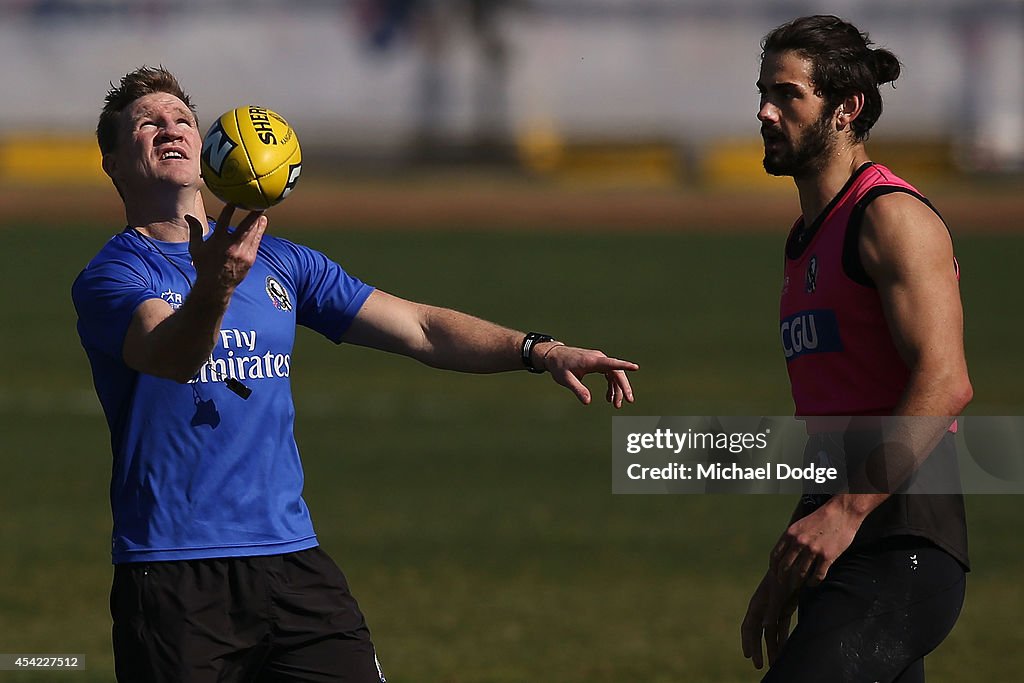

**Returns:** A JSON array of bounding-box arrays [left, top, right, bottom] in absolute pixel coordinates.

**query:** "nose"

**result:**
[[155, 117, 183, 140], [757, 100, 778, 124], [156, 128, 182, 141]]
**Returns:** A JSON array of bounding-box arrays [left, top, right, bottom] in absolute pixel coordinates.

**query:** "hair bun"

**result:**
[[872, 48, 902, 85]]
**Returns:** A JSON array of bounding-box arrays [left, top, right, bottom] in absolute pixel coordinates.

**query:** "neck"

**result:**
[[793, 143, 870, 226], [124, 187, 208, 242]]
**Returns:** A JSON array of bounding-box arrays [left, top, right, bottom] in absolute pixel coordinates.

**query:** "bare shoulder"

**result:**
[[860, 191, 954, 280]]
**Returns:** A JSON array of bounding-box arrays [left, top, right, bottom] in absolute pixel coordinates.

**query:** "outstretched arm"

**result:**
[[341, 289, 639, 407]]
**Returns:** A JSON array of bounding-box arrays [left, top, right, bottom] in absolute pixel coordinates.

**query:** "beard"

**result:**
[[762, 112, 835, 178]]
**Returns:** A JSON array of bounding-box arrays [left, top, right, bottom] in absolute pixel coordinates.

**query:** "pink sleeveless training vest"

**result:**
[[780, 162, 952, 417]]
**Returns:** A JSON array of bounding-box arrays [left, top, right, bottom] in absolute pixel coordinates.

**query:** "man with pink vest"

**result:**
[[741, 15, 973, 683]]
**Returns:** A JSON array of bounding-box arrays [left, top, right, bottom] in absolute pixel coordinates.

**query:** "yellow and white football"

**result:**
[[200, 105, 302, 210]]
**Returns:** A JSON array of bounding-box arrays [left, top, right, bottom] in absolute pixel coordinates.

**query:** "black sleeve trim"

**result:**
[[843, 187, 946, 288]]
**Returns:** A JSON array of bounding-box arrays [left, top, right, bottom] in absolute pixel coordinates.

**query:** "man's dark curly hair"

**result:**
[[762, 15, 901, 141]]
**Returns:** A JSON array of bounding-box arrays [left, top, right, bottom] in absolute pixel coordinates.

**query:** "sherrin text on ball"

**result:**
[[200, 105, 302, 210]]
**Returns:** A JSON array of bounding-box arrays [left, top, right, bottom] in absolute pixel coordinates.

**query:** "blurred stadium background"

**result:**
[[1, 1, 1022, 681], [3, 0, 1024, 183]]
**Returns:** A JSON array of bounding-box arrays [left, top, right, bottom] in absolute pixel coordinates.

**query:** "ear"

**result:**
[[101, 152, 118, 181], [835, 92, 865, 131], [101, 152, 126, 198]]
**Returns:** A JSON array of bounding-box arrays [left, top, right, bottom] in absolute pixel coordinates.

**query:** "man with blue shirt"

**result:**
[[73, 66, 638, 683]]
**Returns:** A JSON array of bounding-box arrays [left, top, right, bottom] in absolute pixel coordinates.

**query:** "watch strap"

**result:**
[[521, 332, 555, 373]]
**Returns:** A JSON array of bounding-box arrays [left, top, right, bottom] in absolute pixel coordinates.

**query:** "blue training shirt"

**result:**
[[72, 225, 373, 563]]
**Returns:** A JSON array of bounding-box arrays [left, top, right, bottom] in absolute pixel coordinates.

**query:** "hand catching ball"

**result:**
[[200, 105, 302, 210]]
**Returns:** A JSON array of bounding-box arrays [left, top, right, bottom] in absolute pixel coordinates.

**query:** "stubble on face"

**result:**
[[762, 108, 836, 179], [758, 50, 839, 180]]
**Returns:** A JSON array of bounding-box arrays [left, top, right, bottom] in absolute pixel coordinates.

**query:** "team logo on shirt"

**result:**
[[161, 289, 184, 309], [780, 309, 843, 361], [805, 255, 818, 293], [265, 276, 293, 312]]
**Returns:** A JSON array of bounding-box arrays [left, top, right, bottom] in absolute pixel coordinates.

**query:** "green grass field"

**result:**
[[1, 221, 1022, 681]]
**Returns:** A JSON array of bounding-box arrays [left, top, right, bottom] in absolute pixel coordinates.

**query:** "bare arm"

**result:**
[[816, 193, 973, 525], [122, 206, 267, 382], [770, 192, 973, 587], [342, 289, 639, 406]]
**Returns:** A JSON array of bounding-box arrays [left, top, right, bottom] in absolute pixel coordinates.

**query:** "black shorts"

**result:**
[[762, 536, 966, 683], [111, 547, 386, 683]]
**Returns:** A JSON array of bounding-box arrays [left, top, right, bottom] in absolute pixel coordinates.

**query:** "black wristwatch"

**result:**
[[521, 332, 555, 373]]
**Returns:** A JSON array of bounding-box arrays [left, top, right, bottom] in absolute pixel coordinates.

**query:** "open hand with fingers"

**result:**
[[741, 570, 800, 670], [538, 344, 639, 408], [768, 498, 862, 590], [741, 498, 866, 671], [185, 204, 267, 294]]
